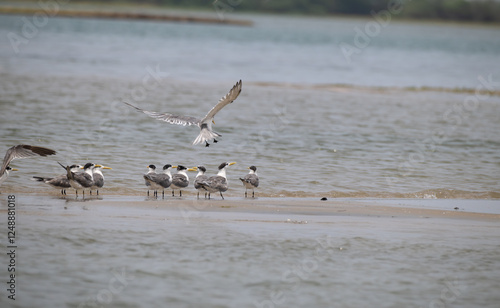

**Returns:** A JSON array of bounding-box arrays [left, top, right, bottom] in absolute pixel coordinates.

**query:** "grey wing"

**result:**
[[194, 175, 209, 189], [210, 176, 228, 192], [201, 80, 242, 123], [1, 144, 56, 176], [48, 175, 71, 188], [124, 102, 201, 126], [73, 172, 93, 188], [172, 174, 189, 188], [157, 174, 172, 188], [144, 174, 155, 186], [242, 174, 259, 187], [93, 174, 104, 188], [248, 174, 259, 187]]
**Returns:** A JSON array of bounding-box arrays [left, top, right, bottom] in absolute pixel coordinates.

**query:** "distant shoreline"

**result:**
[[0, 6, 253, 26]]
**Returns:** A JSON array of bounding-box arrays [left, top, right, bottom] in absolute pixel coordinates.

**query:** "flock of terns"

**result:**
[[0, 80, 260, 199]]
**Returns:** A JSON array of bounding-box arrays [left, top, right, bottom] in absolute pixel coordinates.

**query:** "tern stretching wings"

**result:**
[[124, 80, 242, 147]]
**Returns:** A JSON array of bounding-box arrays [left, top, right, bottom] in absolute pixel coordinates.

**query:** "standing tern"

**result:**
[[171, 165, 196, 197], [33, 174, 70, 195], [32, 164, 82, 195], [144, 164, 173, 198], [124, 80, 242, 147], [144, 165, 159, 197], [199, 162, 236, 200], [240, 166, 259, 198], [91, 164, 112, 195], [193, 166, 209, 199], [65, 162, 96, 197], [0, 144, 56, 188]]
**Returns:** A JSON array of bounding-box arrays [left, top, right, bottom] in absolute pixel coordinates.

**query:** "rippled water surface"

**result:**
[[0, 9, 500, 308], [1, 12, 500, 198]]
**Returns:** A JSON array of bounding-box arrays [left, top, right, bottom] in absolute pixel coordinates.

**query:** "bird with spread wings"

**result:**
[[0, 144, 57, 187], [124, 80, 242, 147]]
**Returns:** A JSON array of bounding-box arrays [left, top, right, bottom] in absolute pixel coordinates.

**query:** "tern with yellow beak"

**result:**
[[199, 162, 236, 200], [171, 165, 197, 197], [91, 164, 112, 195], [124, 80, 242, 147]]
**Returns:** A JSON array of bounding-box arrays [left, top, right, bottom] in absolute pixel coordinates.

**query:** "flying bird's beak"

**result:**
[[229, 162, 237, 166], [212, 119, 216, 125]]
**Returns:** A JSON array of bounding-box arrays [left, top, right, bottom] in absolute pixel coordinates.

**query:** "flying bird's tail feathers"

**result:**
[[192, 128, 221, 145]]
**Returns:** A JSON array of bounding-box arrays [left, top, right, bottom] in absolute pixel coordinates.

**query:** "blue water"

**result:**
[[1, 12, 500, 87]]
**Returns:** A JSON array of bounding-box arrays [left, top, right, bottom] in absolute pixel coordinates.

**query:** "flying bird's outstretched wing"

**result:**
[[123, 102, 200, 126], [1, 145, 56, 176], [123, 79, 242, 146], [201, 80, 242, 123]]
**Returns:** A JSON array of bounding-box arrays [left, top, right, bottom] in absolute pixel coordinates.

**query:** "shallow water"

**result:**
[[1, 195, 499, 307], [0, 11, 499, 199], [1, 10, 499, 308]]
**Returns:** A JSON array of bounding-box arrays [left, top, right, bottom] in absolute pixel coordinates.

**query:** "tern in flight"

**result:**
[[0, 144, 56, 189], [124, 80, 242, 147]]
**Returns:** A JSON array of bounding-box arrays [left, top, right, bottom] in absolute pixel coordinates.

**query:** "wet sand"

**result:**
[[8, 195, 500, 222]]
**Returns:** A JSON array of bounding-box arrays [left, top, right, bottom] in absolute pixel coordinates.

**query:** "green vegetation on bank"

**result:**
[[58, 0, 500, 22]]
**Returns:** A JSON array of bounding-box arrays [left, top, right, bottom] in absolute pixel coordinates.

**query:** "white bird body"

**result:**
[[124, 80, 242, 147]]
